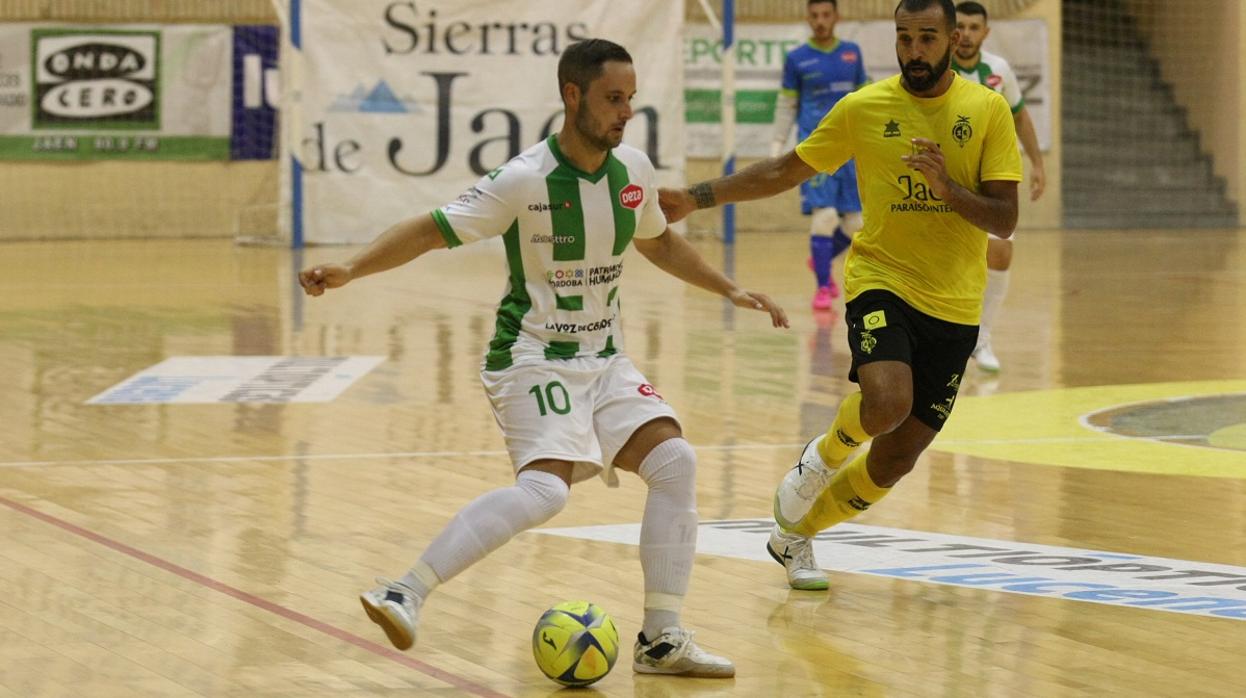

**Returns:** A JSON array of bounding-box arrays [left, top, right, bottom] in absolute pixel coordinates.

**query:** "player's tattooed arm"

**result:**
[[690, 182, 717, 209], [659, 152, 814, 223]]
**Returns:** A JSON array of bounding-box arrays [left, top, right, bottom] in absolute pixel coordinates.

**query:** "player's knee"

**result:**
[[810, 208, 840, 237], [638, 438, 697, 492], [868, 450, 920, 487], [860, 393, 910, 436], [841, 212, 863, 236], [516, 468, 571, 523]]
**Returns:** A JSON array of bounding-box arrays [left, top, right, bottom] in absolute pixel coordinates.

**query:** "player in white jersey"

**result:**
[[299, 39, 787, 678], [954, 1, 1046, 372]]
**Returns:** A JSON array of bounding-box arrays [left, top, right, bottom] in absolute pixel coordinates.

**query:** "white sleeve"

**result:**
[[771, 91, 798, 151], [998, 59, 1024, 112], [633, 160, 667, 240], [430, 167, 522, 247]]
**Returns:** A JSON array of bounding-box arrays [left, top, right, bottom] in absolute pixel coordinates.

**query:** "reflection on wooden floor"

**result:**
[[2, 228, 1245, 697]]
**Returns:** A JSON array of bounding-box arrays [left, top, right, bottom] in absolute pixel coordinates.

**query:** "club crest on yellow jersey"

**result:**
[[952, 115, 973, 147]]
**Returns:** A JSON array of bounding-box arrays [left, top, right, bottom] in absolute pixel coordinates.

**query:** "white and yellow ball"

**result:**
[[531, 600, 619, 687]]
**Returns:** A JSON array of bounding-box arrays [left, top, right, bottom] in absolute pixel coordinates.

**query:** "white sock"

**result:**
[[409, 468, 569, 593], [979, 268, 1010, 347], [637, 438, 698, 639], [398, 560, 439, 600]]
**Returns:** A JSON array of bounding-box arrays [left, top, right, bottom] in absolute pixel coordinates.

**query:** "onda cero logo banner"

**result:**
[[32, 30, 159, 129]]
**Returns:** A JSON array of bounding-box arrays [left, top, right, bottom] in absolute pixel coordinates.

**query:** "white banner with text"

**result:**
[[0, 24, 234, 160], [285, 0, 686, 244]]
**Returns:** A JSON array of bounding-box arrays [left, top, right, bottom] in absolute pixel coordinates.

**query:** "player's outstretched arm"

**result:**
[[1013, 108, 1046, 201], [903, 138, 1019, 238], [298, 214, 448, 297], [633, 229, 789, 328], [658, 150, 816, 224]]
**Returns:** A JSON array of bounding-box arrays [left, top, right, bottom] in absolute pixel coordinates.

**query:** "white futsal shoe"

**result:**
[[633, 627, 735, 678], [769, 435, 841, 590], [360, 577, 422, 650], [973, 340, 1001, 372], [773, 435, 840, 531], [767, 524, 830, 591]]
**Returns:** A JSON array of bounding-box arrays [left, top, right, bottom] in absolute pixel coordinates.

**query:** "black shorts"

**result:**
[[845, 289, 978, 431]]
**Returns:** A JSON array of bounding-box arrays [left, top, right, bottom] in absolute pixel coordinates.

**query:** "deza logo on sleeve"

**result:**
[[618, 183, 644, 210], [33, 30, 160, 128]]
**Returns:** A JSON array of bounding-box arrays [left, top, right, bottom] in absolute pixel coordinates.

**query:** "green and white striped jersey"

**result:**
[[952, 50, 1025, 114], [431, 135, 667, 371]]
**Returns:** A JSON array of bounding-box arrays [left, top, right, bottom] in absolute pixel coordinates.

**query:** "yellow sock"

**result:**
[[817, 392, 869, 466], [792, 451, 891, 537]]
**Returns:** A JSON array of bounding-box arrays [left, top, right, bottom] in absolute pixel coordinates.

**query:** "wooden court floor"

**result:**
[[2, 228, 1245, 697]]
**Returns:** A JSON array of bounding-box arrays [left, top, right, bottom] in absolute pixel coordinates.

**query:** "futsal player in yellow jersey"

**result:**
[[660, 0, 1022, 589]]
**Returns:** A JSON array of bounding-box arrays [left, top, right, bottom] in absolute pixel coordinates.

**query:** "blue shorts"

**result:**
[[801, 160, 861, 216]]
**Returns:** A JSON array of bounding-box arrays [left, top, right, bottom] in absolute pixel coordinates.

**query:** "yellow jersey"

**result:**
[[796, 73, 1022, 325]]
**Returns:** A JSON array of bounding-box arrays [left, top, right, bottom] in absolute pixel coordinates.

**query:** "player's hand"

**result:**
[[658, 187, 697, 224], [901, 138, 952, 199], [728, 288, 789, 328], [1029, 164, 1046, 201], [298, 263, 352, 297]]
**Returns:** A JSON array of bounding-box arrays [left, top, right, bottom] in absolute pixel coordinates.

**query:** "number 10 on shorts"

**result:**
[[528, 381, 571, 416]]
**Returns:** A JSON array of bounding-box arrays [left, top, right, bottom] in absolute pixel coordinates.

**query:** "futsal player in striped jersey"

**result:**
[[300, 39, 788, 677]]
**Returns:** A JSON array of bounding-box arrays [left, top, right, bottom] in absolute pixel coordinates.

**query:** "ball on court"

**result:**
[[531, 600, 619, 687]]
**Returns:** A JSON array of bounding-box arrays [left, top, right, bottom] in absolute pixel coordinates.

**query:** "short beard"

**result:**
[[575, 108, 618, 151], [900, 46, 952, 92]]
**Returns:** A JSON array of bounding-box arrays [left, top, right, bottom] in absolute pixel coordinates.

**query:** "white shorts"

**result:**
[[480, 354, 679, 486]]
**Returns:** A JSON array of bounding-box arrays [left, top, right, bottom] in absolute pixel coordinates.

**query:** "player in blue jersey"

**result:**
[[771, 0, 869, 311]]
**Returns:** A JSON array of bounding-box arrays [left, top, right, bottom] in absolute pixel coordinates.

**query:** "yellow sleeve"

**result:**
[[980, 92, 1024, 182], [794, 95, 853, 174]]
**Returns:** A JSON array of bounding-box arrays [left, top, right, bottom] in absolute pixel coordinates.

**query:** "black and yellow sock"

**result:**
[[817, 391, 870, 467], [792, 451, 891, 537]]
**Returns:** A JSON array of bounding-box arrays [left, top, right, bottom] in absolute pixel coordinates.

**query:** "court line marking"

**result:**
[[0, 433, 1212, 470], [0, 494, 511, 698]]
